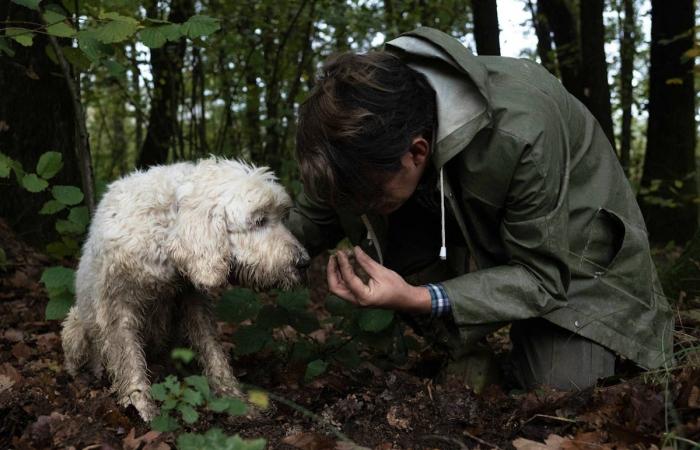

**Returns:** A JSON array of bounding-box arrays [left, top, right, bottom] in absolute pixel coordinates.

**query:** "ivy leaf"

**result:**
[[11, 0, 41, 11], [178, 404, 199, 424], [5, 28, 34, 47], [21, 173, 48, 192], [36, 151, 63, 179], [304, 359, 328, 382], [41, 266, 75, 290], [180, 15, 220, 38], [103, 59, 126, 77], [358, 309, 394, 332], [39, 200, 66, 215], [44, 10, 75, 38], [93, 12, 139, 43], [52, 185, 84, 205], [45, 289, 73, 320]]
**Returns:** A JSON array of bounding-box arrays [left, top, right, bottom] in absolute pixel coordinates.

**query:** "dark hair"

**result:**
[[296, 51, 436, 210]]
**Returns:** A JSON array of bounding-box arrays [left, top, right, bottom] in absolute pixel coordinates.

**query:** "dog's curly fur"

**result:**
[[61, 158, 309, 421]]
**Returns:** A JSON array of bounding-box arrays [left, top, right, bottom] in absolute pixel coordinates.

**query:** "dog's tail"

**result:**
[[61, 306, 90, 376]]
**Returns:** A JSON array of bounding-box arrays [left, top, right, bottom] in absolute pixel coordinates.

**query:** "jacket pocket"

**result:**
[[581, 208, 653, 307]]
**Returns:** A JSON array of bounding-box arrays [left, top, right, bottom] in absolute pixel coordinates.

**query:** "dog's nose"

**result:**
[[295, 253, 311, 270]]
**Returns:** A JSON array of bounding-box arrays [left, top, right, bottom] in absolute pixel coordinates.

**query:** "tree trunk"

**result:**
[[0, 1, 82, 242], [579, 0, 615, 150], [472, 0, 501, 56], [136, 0, 193, 168], [639, 0, 697, 243], [538, 0, 583, 99], [528, 0, 557, 75], [617, 0, 635, 176]]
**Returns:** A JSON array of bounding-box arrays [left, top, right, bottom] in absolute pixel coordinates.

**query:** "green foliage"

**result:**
[[36, 151, 63, 179], [177, 429, 265, 450], [171, 347, 196, 364], [149, 372, 267, 448], [21, 173, 48, 192], [11, 0, 40, 11], [41, 266, 75, 320], [51, 185, 84, 205]]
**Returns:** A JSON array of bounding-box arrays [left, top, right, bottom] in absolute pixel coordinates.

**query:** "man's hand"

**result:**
[[327, 246, 431, 314]]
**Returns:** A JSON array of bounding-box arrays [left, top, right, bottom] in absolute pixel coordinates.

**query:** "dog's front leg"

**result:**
[[179, 291, 243, 398], [97, 297, 158, 422]]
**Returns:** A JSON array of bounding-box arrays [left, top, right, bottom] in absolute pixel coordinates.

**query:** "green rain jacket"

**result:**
[[288, 27, 673, 370]]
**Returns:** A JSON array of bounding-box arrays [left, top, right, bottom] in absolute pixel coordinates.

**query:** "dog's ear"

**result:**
[[167, 182, 230, 289]]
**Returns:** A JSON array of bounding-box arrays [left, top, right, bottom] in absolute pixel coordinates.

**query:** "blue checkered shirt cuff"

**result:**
[[425, 283, 451, 317]]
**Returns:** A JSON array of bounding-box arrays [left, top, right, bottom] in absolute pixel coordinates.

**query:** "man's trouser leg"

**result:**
[[510, 318, 616, 391]]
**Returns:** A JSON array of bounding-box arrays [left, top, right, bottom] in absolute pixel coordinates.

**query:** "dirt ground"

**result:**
[[1, 221, 699, 450]]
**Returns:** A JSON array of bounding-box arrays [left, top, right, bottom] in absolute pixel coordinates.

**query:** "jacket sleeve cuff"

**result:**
[[425, 283, 452, 318]]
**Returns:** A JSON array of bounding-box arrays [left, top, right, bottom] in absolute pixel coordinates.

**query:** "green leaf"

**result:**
[[226, 397, 247, 415], [288, 310, 320, 334], [139, 26, 168, 48], [68, 206, 89, 228], [162, 397, 177, 410], [182, 387, 204, 406], [178, 404, 199, 424], [52, 185, 83, 205], [93, 12, 139, 43], [358, 309, 394, 332], [45, 291, 73, 320], [5, 28, 34, 47], [324, 294, 357, 318], [290, 340, 315, 362], [39, 200, 66, 215], [36, 151, 63, 179], [0, 37, 15, 57], [62, 47, 92, 70], [277, 289, 309, 311], [150, 383, 168, 401], [304, 359, 328, 382], [184, 375, 210, 399], [40, 266, 75, 290], [151, 412, 179, 432], [11, 0, 41, 11], [21, 173, 48, 192], [163, 374, 182, 396], [232, 325, 269, 355], [255, 305, 289, 328], [77, 30, 107, 61], [215, 288, 261, 323], [0, 153, 12, 178], [181, 15, 220, 38], [56, 218, 84, 235], [207, 397, 231, 413], [44, 11, 75, 38], [333, 341, 361, 369], [171, 347, 195, 364], [103, 59, 126, 77]]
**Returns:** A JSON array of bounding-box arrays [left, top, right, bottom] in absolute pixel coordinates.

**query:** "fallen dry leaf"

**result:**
[[386, 405, 411, 430], [282, 432, 336, 450]]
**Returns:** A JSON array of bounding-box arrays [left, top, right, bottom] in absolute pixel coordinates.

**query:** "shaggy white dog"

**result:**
[[61, 158, 309, 421]]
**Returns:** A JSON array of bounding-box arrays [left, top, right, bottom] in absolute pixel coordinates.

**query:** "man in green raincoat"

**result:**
[[288, 27, 673, 390]]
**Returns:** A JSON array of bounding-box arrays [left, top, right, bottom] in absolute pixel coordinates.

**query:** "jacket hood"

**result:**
[[384, 27, 492, 169]]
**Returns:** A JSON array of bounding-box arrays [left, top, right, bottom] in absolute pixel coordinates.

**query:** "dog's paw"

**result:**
[[121, 390, 159, 422]]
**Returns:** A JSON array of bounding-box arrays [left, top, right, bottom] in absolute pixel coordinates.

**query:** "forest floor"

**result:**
[[1, 220, 699, 450]]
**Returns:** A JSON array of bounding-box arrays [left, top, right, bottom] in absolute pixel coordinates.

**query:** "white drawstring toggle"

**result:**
[[439, 167, 447, 260]]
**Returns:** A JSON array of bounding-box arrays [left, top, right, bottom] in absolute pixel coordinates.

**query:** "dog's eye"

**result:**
[[254, 216, 268, 228]]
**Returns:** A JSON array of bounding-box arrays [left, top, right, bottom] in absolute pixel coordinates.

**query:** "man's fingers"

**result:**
[[353, 246, 384, 278], [336, 251, 372, 300], [327, 254, 358, 303]]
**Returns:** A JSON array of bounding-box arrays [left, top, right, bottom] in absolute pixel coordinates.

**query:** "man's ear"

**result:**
[[409, 136, 430, 167]]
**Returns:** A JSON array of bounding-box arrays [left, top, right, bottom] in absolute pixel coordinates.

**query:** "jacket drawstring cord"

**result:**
[[439, 167, 447, 260]]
